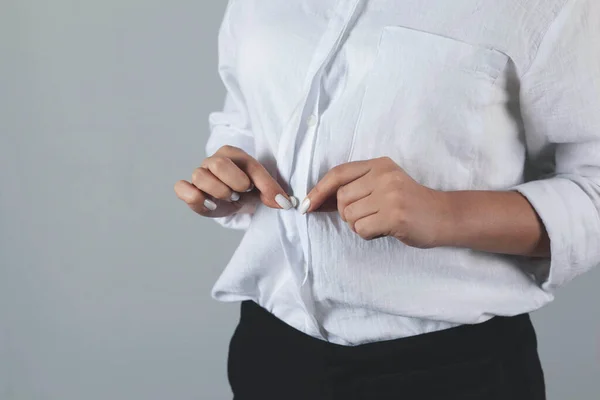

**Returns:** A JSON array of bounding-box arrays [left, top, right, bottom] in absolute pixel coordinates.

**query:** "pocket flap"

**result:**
[[378, 25, 509, 81]]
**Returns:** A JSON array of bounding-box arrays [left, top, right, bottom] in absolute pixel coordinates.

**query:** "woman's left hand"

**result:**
[[301, 157, 452, 249]]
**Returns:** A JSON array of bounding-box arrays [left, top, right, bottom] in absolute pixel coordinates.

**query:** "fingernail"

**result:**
[[290, 196, 299, 208], [230, 192, 240, 202], [204, 199, 217, 211], [299, 197, 311, 214], [244, 183, 254, 192], [275, 194, 293, 210]]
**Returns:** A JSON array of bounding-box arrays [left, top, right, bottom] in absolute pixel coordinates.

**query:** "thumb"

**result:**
[[301, 161, 371, 214]]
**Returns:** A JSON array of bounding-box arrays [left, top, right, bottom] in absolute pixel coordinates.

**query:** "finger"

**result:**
[[313, 176, 373, 214], [336, 177, 375, 221], [201, 155, 252, 194], [343, 195, 379, 230], [353, 212, 388, 240], [174, 180, 242, 217], [311, 196, 338, 213], [302, 161, 371, 214], [191, 167, 238, 202], [174, 180, 215, 215], [217, 146, 293, 210]]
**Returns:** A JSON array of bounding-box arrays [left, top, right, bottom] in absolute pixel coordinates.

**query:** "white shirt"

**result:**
[[204, 0, 600, 345]]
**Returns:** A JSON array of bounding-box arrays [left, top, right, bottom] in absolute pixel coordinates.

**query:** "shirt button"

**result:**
[[290, 196, 299, 208], [307, 114, 318, 127]]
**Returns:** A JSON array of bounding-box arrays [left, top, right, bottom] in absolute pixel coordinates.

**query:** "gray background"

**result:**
[[1, 1, 598, 399]]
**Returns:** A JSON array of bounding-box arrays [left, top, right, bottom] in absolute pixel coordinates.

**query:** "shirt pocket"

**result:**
[[346, 26, 508, 190]]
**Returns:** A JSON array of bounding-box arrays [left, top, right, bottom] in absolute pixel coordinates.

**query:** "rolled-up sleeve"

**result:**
[[204, 0, 255, 230], [511, 0, 600, 292]]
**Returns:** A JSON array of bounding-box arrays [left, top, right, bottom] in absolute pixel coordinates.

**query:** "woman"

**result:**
[[175, 1, 600, 399]]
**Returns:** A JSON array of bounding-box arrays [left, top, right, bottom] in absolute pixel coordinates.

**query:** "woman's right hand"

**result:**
[[174, 145, 294, 218]]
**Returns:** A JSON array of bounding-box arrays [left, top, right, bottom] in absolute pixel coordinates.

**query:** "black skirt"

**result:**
[[227, 300, 546, 400]]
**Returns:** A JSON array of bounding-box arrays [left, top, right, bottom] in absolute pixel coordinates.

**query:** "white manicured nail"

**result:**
[[275, 194, 293, 210], [204, 199, 217, 211], [244, 183, 254, 192], [230, 192, 240, 202], [299, 198, 311, 214], [290, 196, 299, 208]]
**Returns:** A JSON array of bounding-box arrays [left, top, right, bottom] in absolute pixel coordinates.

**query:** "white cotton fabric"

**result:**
[[204, 0, 600, 345]]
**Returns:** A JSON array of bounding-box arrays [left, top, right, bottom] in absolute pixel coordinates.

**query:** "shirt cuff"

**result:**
[[511, 176, 600, 292], [205, 126, 255, 158]]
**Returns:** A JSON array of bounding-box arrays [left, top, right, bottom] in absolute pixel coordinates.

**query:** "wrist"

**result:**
[[432, 190, 462, 248]]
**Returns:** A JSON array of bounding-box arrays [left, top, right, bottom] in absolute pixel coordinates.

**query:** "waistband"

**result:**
[[239, 299, 538, 367]]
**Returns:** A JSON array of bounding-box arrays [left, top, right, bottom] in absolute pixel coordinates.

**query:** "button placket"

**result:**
[[275, 0, 363, 183], [298, 90, 321, 287], [274, 0, 364, 341]]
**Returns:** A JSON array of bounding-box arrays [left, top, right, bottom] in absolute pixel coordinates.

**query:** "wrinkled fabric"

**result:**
[[204, 0, 600, 345]]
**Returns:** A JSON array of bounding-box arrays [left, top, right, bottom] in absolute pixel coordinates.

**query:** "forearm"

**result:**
[[437, 190, 551, 257]]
